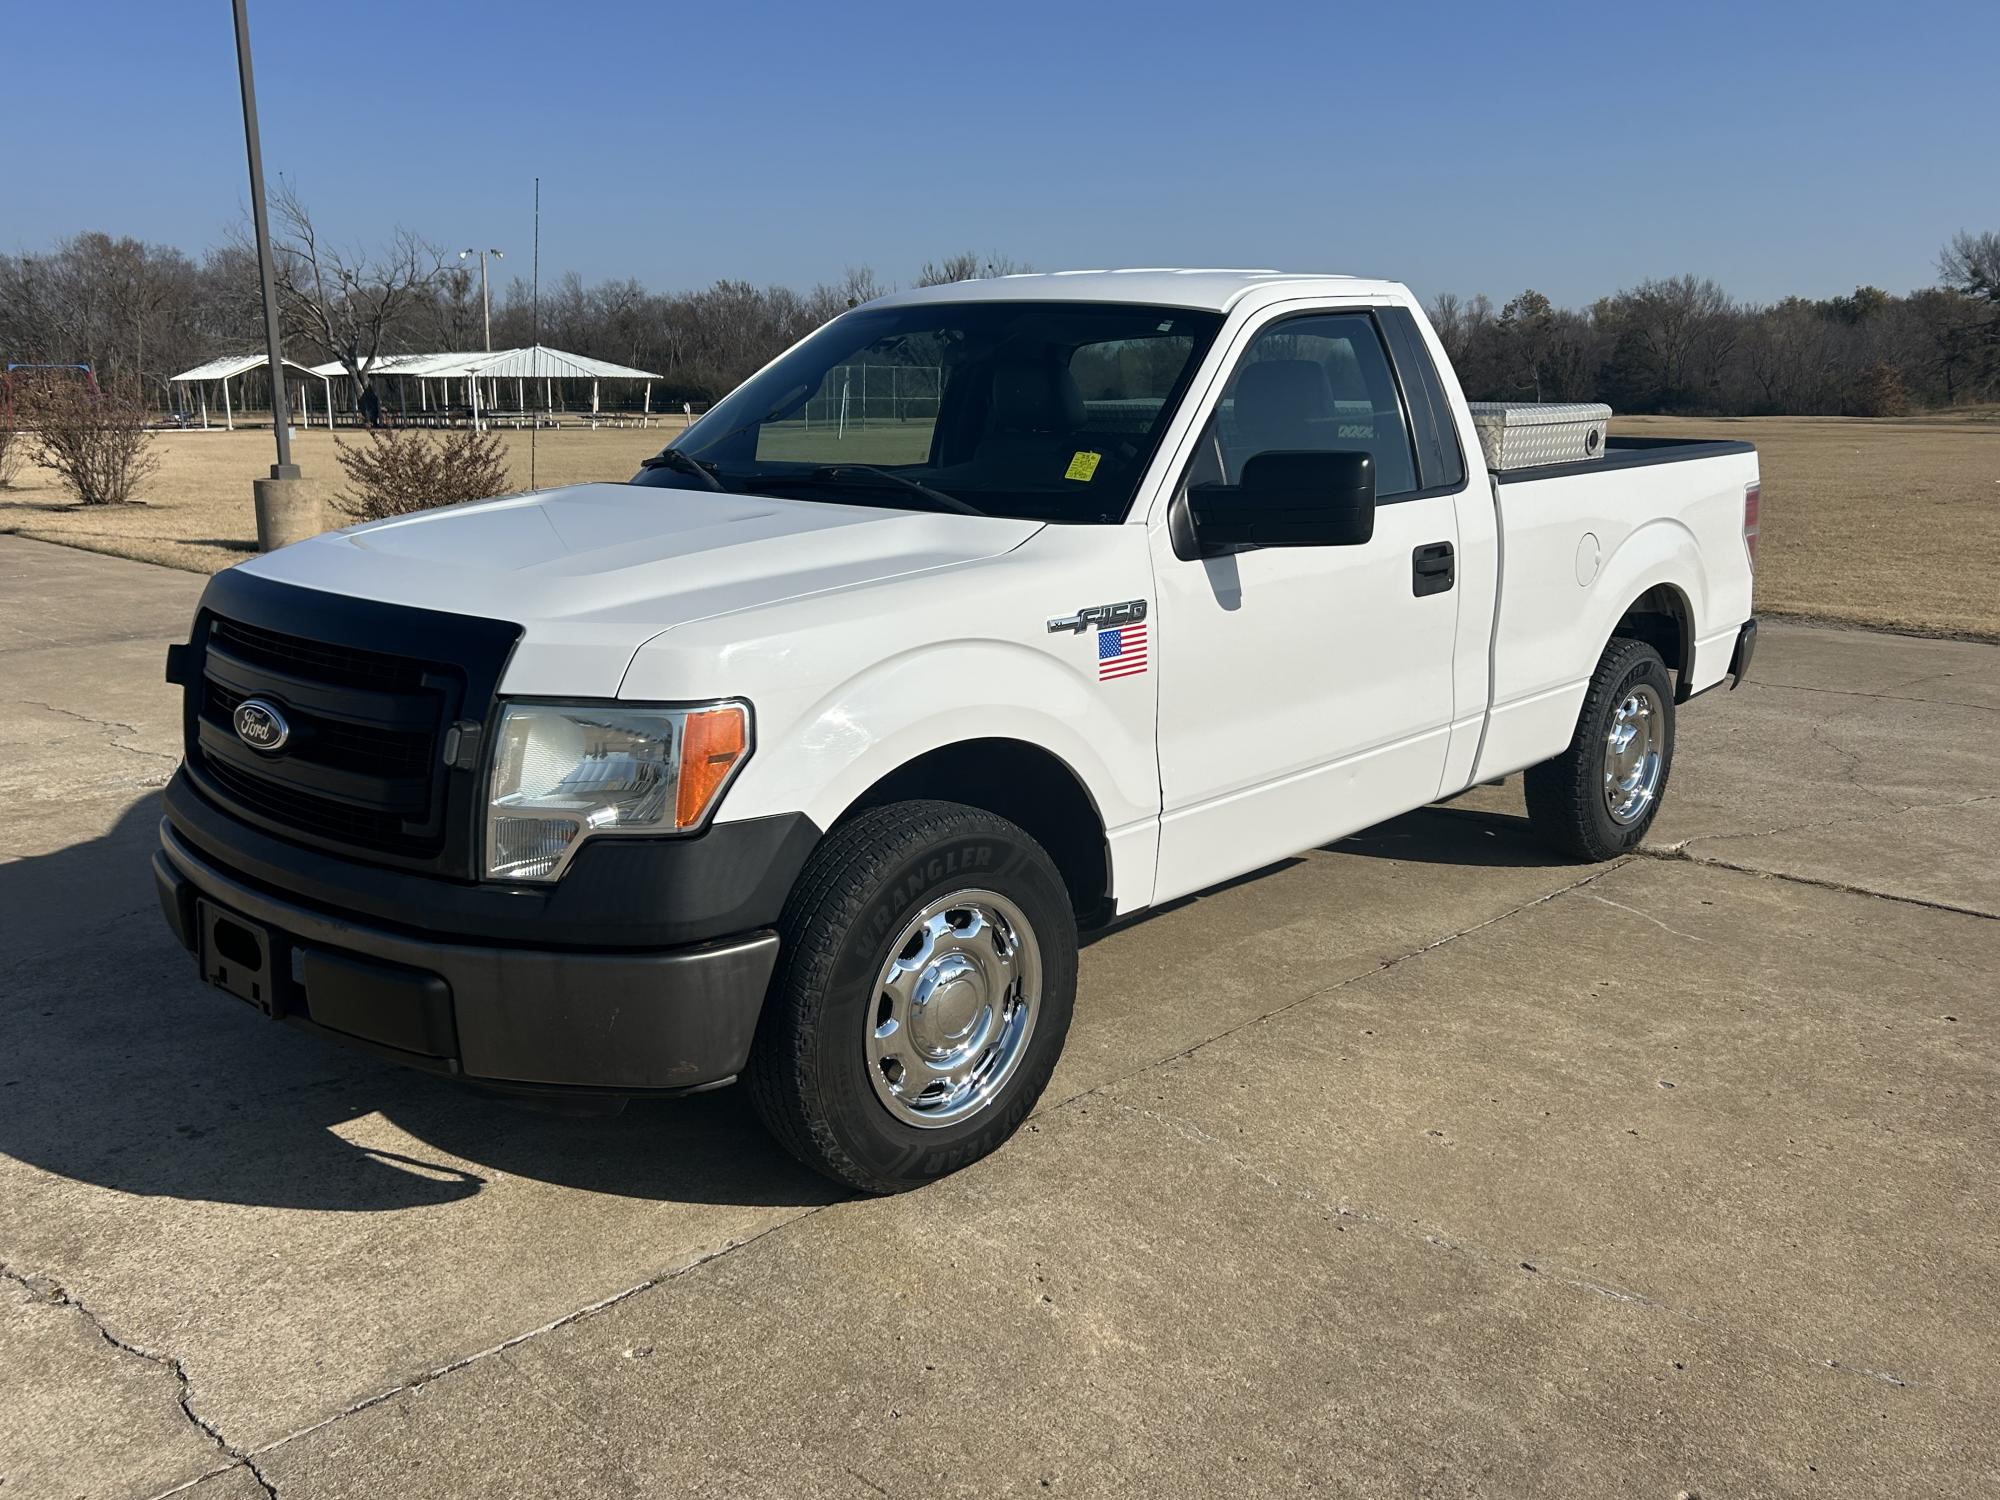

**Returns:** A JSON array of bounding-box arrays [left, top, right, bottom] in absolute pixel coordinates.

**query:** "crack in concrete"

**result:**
[[24, 697, 182, 780], [1803, 719, 1909, 815], [1746, 677, 2000, 717], [0, 1260, 278, 1499], [163, 1208, 838, 1491], [1636, 835, 1999, 922], [1583, 890, 1710, 943]]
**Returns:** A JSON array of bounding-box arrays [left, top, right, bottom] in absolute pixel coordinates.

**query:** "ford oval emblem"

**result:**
[[233, 698, 290, 753]]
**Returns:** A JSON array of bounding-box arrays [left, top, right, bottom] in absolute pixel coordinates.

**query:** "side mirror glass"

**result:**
[[1186, 449, 1376, 550]]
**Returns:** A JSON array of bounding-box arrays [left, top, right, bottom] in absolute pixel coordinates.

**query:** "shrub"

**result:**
[[0, 414, 23, 489], [333, 426, 513, 522], [1854, 363, 1912, 418], [28, 380, 160, 505]]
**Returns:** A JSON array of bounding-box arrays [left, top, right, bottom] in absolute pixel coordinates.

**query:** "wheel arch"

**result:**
[[1613, 581, 1695, 700], [1593, 519, 1706, 703], [834, 738, 1114, 926]]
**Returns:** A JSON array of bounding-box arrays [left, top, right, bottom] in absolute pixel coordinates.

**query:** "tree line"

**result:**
[[2, 201, 1995, 417], [1429, 237, 1999, 416]]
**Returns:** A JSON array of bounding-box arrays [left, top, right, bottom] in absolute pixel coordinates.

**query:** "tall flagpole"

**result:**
[[530, 177, 541, 491]]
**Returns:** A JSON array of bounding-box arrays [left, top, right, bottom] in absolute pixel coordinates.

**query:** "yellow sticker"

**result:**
[[1064, 450, 1102, 482]]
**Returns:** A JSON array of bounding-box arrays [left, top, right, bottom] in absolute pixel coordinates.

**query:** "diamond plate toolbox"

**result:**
[[1466, 402, 1611, 471]]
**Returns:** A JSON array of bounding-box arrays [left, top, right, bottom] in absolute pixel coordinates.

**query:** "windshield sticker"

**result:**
[[1064, 450, 1103, 483]]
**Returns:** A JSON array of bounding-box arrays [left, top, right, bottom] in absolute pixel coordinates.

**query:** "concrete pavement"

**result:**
[[0, 534, 1994, 1498]]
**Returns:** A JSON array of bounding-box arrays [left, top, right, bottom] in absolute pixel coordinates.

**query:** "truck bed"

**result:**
[[1472, 434, 1759, 786], [1493, 435, 1757, 485]]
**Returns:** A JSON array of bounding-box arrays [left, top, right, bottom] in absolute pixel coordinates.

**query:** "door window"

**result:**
[[1189, 313, 1420, 498]]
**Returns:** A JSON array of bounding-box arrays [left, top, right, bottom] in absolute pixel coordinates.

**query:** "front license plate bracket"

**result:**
[[198, 900, 283, 1017]]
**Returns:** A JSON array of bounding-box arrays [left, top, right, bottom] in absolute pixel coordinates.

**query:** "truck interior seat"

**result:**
[[1226, 359, 1336, 478], [975, 358, 1088, 477]]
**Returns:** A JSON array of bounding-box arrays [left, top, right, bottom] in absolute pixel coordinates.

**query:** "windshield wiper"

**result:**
[[802, 465, 984, 517], [638, 448, 727, 491]]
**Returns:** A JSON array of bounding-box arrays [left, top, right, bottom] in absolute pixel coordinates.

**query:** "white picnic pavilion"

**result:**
[[307, 346, 664, 429], [168, 354, 338, 431]]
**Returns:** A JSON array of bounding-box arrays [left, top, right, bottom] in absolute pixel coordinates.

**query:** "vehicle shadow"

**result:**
[[0, 796, 838, 1214], [1080, 795, 1568, 951], [1326, 800, 1570, 869]]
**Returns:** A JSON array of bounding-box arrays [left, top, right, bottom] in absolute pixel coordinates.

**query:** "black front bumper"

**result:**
[[155, 818, 783, 1094]]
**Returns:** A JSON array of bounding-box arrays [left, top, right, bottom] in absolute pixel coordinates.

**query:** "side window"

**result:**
[[1380, 306, 1466, 492], [1191, 313, 1419, 499]]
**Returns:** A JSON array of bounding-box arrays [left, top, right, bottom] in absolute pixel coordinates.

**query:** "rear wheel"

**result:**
[[1525, 636, 1676, 861], [747, 799, 1077, 1193]]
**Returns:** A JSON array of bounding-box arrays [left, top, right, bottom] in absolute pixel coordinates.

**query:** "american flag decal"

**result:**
[[1097, 622, 1148, 680]]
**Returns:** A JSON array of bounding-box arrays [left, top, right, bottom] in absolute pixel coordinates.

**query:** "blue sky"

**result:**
[[9, 0, 1994, 307]]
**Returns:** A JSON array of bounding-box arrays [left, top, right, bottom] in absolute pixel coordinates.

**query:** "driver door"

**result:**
[[1149, 308, 1461, 903]]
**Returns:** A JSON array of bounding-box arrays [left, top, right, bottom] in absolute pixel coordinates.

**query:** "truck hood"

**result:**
[[240, 482, 1043, 696]]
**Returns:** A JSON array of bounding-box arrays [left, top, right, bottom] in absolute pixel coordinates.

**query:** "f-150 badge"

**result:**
[[1047, 598, 1147, 635]]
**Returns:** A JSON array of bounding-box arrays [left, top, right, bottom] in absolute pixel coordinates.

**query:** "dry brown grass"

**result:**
[[0, 421, 687, 573], [4, 411, 1996, 638], [1617, 414, 2000, 639]]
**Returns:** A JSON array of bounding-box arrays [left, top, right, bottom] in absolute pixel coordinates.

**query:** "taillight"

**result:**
[[1743, 482, 1761, 571]]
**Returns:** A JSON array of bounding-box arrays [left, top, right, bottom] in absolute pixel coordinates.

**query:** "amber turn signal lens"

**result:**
[[675, 705, 748, 828]]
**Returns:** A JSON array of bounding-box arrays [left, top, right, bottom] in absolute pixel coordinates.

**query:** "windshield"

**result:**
[[632, 300, 1224, 523]]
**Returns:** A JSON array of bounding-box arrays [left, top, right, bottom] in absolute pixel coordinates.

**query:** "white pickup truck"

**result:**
[[157, 270, 1758, 1191]]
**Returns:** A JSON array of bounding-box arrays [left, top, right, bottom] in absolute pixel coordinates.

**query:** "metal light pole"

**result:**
[[232, 0, 321, 549], [460, 248, 504, 351]]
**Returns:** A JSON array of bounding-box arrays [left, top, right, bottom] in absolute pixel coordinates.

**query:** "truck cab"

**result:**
[[157, 271, 1758, 1191]]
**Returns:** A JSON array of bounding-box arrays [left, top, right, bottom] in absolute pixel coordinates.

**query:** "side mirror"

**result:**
[[1186, 450, 1376, 550]]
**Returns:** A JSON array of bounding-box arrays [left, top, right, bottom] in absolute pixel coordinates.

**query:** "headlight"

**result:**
[[484, 701, 749, 882]]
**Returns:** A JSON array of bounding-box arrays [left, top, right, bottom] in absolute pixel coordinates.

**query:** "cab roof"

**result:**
[[870, 269, 1407, 315]]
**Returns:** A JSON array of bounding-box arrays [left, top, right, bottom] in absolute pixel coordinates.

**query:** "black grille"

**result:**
[[180, 572, 521, 876], [193, 614, 458, 864], [200, 755, 438, 857], [208, 616, 426, 693]]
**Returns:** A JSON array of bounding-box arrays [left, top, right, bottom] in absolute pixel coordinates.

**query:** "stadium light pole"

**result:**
[[232, 0, 320, 549], [460, 249, 504, 352]]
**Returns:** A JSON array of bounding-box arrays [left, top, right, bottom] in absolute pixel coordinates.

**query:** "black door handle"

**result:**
[[1412, 541, 1454, 597]]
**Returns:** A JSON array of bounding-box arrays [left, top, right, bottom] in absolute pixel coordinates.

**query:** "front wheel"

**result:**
[[747, 799, 1077, 1193], [1525, 636, 1676, 861]]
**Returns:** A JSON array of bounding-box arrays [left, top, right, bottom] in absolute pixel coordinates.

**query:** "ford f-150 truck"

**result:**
[[157, 270, 1758, 1192]]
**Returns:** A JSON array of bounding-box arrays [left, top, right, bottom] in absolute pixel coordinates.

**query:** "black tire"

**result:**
[[747, 799, 1077, 1194], [1525, 636, 1676, 861]]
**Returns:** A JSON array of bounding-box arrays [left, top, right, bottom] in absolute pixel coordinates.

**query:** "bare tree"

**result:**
[[915, 252, 1029, 287], [1426, 292, 1465, 359], [1937, 230, 2000, 391], [1599, 275, 1741, 410], [0, 234, 205, 406], [1939, 230, 2000, 301], [265, 182, 444, 402], [916, 252, 982, 287], [424, 262, 483, 351], [1906, 286, 1992, 405], [1498, 289, 1558, 401]]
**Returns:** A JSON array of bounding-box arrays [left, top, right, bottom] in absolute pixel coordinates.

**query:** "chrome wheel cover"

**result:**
[[864, 888, 1041, 1129], [1604, 683, 1665, 825]]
